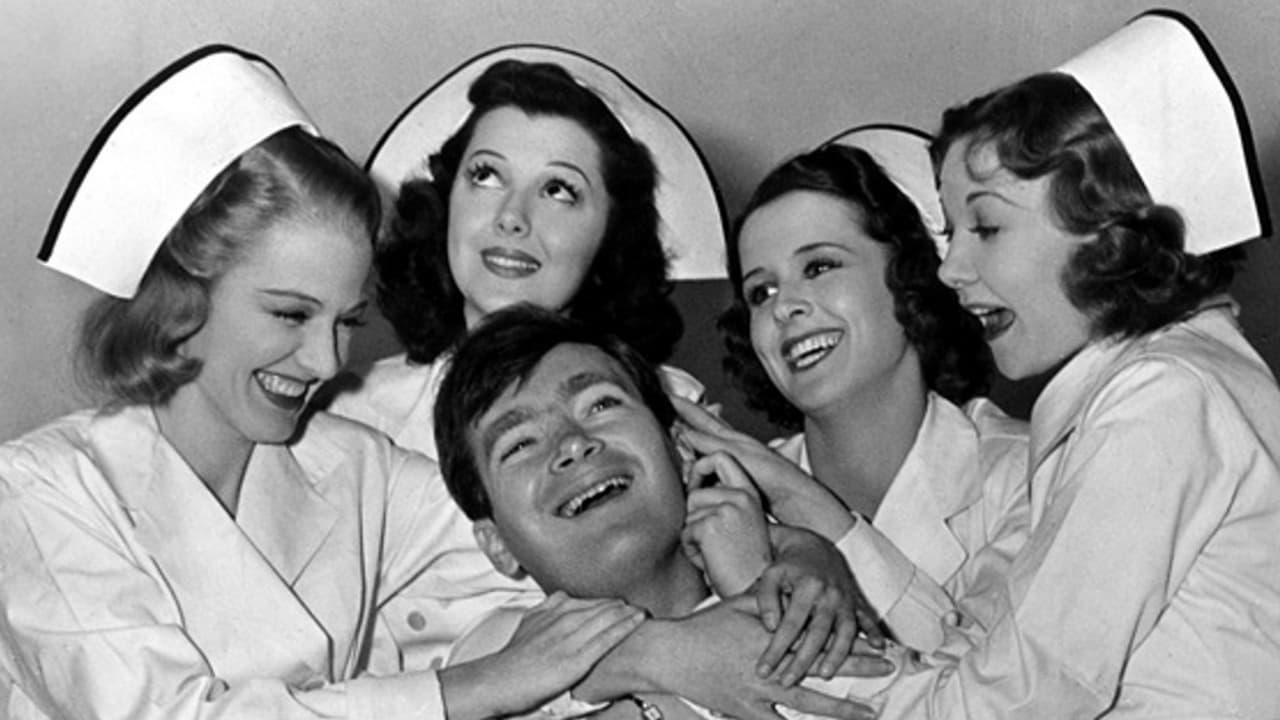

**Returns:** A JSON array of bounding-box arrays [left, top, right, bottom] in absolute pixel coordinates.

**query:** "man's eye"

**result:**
[[499, 437, 536, 462], [588, 395, 623, 414]]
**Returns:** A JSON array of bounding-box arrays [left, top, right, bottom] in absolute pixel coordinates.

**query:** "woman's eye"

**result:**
[[339, 315, 368, 330], [803, 258, 839, 278], [273, 310, 309, 325], [970, 224, 1000, 240], [467, 163, 501, 188], [744, 284, 775, 307], [544, 179, 581, 204]]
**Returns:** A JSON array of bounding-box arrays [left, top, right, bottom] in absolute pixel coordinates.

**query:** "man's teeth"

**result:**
[[255, 371, 308, 398], [560, 476, 631, 517], [785, 332, 842, 369]]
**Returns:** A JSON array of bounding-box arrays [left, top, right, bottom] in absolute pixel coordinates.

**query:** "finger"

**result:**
[[764, 576, 823, 665], [576, 607, 648, 660], [855, 605, 888, 649], [671, 395, 733, 434], [729, 699, 787, 720], [686, 453, 725, 490], [722, 591, 763, 615], [570, 600, 644, 635], [775, 581, 835, 685], [818, 609, 859, 678], [757, 609, 804, 678], [687, 486, 756, 512], [776, 685, 878, 720], [764, 650, 796, 685], [833, 651, 896, 679], [689, 453, 763, 506], [754, 566, 786, 634]]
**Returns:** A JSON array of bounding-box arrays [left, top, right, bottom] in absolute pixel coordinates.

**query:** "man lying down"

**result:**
[[432, 304, 910, 719]]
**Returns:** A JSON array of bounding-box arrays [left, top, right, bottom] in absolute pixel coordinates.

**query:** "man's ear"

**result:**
[[473, 519, 524, 579]]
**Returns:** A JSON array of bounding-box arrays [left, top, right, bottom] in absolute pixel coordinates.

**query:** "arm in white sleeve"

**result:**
[[874, 361, 1246, 718]]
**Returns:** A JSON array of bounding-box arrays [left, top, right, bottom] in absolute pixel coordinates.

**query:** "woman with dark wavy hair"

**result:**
[[678, 128, 1029, 654], [327, 46, 735, 672], [330, 47, 723, 461]]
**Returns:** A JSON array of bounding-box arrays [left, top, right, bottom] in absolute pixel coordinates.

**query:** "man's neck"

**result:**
[[615, 551, 711, 619]]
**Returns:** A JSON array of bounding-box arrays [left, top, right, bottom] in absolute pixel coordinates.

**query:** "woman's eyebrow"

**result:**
[[967, 188, 1026, 209], [548, 161, 593, 187]]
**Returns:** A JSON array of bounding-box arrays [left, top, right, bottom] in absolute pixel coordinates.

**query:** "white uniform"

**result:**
[[876, 302, 1280, 718], [772, 395, 1030, 652], [329, 352, 706, 670], [0, 407, 489, 719]]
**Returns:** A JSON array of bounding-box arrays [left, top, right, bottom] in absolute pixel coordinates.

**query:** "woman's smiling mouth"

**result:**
[[254, 370, 309, 411], [967, 305, 1016, 342], [781, 330, 844, 371], [482, 248, 541, 278]]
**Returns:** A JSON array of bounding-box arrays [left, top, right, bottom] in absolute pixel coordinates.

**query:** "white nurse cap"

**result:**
[[824, 124, 948, 258], [40, 45, 319, 297], [366, 43, 728, 280], [1056, 10, 1269, 254]]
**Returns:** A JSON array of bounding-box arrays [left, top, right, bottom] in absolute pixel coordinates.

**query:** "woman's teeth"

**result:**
[[482, 250, 540, 276], [784, 331, 842, 370], [971, 307, 1015, 341], [255, 371, 307, 398]]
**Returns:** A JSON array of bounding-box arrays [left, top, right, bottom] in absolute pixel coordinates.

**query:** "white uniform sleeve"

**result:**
[[875, 361, 1247, 718], [833, 520, 957, 652]]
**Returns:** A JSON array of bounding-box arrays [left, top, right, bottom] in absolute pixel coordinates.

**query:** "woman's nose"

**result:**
[[937, 239, 976, 289], [771, 283, 812, 323], [297, 324, 344, 381], [495, 192, 530, 237]]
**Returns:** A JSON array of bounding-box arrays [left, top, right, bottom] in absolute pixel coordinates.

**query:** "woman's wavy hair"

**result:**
[[932, 72, 1242, 339], [377, 58, 681, 366], [77, 127, 380, 407], [719, 143, 992, 431]]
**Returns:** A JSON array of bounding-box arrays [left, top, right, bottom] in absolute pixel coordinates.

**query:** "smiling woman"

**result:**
[[679, 128, 1029, 655], [0, 45, 661, 720], [325, 44, 727, 671]]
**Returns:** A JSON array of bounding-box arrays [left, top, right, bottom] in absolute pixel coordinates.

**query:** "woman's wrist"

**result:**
[[438, 656, 531, 720], [771, 495, 857, 541], [573, 619, 666, 702]]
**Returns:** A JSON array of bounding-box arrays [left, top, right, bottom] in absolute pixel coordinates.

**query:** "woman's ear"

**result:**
[[472, 520, 524, 578]]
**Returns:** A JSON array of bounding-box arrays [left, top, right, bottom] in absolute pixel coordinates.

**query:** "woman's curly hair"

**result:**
[[720, 143, 992, 431], [932, 72, 1242, 339], [376, 58, 681, 366], [77, 127, 379, 406]]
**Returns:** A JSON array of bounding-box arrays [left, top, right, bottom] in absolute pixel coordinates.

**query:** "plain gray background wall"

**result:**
[[2, 0, 1277, 441]]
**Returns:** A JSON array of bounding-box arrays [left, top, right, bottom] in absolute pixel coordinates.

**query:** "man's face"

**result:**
[[469, 343, 686, 598]]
